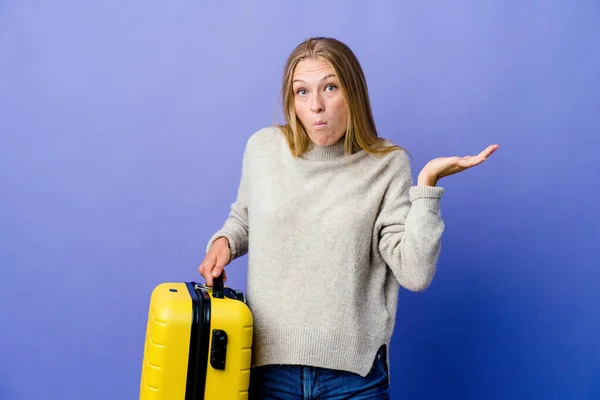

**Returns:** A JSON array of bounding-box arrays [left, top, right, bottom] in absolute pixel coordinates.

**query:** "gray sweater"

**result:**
[[206, 126, 445, 377]]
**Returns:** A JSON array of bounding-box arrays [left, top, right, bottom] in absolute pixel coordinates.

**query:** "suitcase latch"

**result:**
[[210, 329, 228, 370]]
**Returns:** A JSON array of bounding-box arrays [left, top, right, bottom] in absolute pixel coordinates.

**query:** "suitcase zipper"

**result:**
[[185, 282, 211, 400]]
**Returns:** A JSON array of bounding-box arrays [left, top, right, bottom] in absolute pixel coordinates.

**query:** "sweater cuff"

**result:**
[[409, 185, 444, 201], [409, 186, 444, 212], [206, 231, 238, 259]]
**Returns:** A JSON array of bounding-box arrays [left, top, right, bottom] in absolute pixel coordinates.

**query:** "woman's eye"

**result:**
[[325, 84, 337, 92], [297, 89, 308, 96]]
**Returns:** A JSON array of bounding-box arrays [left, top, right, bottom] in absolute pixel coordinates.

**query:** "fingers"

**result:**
[[479, 144, 499, 158], [457, 157, 481, 168], [456, 144, 498, 170], [199, 256, 218, 287], [199, 257, 214, 287], [436, 144, 498, 181], [462, 144, 498, 164], [471, 144, 498, 165], [212, 258, 226, 279], [198, 255, 229, 287]]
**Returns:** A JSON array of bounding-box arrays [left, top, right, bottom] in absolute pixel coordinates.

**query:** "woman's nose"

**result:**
[[310, 94, 324, 113]]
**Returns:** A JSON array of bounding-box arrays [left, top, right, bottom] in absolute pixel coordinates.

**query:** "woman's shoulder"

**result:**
[[372, 138, 412, 167], [236, 126, 285, 160], [246, 125, 285, 149]]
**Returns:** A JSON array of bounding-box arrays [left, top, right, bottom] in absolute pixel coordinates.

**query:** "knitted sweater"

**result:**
[[206, 126, 445, 377]]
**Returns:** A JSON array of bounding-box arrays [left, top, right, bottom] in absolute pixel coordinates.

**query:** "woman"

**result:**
[[199, 37, 498, 399]]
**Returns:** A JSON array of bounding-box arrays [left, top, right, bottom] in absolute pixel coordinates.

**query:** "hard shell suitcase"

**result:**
[[139, 276, 253, 399]]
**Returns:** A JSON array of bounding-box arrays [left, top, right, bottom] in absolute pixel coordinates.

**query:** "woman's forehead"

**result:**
[[293, 58, 338, 82]]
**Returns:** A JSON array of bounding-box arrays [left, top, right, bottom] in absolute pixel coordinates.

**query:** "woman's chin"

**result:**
[[308, 131, 343, 147]]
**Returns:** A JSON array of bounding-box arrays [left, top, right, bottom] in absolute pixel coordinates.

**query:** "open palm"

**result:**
[[421, 144, 499, 183]]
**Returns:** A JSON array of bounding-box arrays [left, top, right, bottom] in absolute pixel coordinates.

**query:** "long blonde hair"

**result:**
[[278, 37, 403, 157]]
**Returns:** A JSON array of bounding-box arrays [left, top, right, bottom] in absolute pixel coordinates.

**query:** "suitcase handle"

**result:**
[[213, 274, 224, 299]]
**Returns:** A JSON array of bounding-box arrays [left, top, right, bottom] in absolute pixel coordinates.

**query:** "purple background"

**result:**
[[2, 1, 599, 399]]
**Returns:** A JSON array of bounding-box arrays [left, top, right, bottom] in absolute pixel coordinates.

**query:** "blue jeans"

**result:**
[[248, 345, 390, 399]]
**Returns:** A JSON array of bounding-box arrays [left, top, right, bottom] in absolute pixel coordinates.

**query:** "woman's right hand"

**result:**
[[198, 237, 231, 287]]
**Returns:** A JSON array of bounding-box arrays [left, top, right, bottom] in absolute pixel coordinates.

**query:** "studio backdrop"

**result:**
[[1, 1, 599, 399]]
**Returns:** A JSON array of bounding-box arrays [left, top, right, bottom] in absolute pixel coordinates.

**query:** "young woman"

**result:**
[[199, 37, 498, 399]]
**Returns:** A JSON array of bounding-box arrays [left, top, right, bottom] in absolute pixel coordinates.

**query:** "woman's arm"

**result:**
[[205, 140, 254, 261], [377, 143, 498, 291], [377, 177, 445, 292]]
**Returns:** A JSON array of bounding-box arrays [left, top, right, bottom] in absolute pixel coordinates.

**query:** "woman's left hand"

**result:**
[[417, 144, 499, 186]]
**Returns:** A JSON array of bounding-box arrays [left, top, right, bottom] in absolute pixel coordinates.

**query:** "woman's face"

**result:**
[[292, 57, 348, 147]]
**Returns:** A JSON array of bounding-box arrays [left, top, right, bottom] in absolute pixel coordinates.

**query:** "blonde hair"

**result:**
[[278, 37, 403, 157]]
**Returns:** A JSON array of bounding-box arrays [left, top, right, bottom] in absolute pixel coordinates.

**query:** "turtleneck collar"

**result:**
[[300, 137, 348, 161]]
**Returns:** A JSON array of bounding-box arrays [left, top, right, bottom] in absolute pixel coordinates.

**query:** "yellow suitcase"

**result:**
[[139, 276, 253, 399]]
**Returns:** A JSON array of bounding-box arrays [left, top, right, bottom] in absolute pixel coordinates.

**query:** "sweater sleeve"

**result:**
[[205, 140, 252, 260], [376, 158, 445, 291]]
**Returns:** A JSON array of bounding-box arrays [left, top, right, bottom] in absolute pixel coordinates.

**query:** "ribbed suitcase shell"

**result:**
[[139, 281, 253, 399]]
